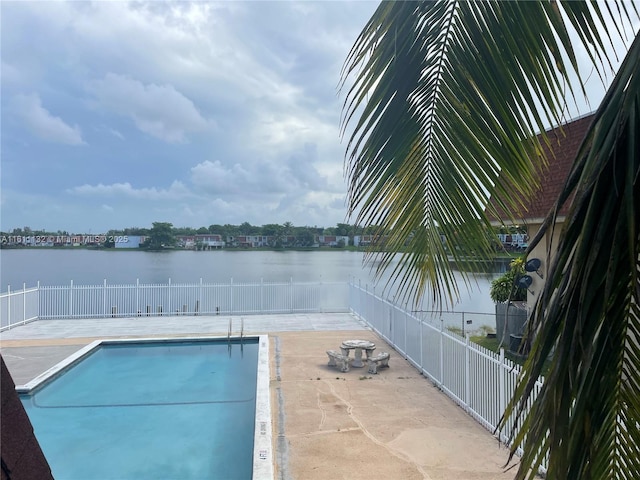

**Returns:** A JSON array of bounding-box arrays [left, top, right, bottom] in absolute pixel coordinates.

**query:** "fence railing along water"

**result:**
[[0, 279, 349, 330], [1, 279, 496, 333], [348, 282, 547, 473]]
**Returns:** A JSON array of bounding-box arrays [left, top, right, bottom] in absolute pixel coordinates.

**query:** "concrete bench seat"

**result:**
[[326, 349, 352, 372], [367, 352, 390, 374]]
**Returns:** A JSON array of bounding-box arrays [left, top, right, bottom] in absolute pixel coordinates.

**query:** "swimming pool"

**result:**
[[18, 336, 273, 480]]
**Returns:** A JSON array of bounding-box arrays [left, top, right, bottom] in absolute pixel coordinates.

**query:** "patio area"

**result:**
[[0, 313, 517, 479]]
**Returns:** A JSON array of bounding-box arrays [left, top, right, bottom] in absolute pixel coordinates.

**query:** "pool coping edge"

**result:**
[[253, 334, 274, 480]]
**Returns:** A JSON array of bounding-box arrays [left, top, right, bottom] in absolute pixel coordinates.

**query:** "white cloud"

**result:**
[[1, 61, 22, 85], [190, 160, 251, 195], [189, 151, 332, 198], [68, 181, 190, 200], [12, 93, 85, 145], [87, 73, 212, 143], [107, 128, 125, 140]]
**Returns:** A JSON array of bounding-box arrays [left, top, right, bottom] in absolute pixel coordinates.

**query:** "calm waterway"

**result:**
[[0, 249, 505, 314]]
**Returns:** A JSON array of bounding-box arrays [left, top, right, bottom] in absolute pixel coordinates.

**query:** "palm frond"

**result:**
[[499, 32, 640, 479], [342, 0, 640, 476], [339, 0, 630, 309]]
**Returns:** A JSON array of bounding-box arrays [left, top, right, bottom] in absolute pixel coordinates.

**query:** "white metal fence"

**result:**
[[348, 281, 546, 472], [0, 284, 39, 331], [0, 279, 349, 329], [412, 309, 496, 337]]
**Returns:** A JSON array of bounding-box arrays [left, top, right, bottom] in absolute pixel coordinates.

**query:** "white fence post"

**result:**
[[389, 301, 393, 344], [419, 314, 423, 372], [22, 283, 26, 325], [69, 280, 73, 318], [465, 335, 471, 411], [439, 319, 444, 385], [103, 279, 107, 317], [404, 305, 407, 355], [7, 285, 10, 328], [499, 348, 506, 417]]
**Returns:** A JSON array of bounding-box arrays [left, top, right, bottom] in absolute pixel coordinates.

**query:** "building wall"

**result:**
[[115, 235, 143, 249], [525, 220, 565, 307]]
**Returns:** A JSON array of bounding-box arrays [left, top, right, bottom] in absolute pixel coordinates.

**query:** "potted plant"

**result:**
[[490, 258, 528, 351]]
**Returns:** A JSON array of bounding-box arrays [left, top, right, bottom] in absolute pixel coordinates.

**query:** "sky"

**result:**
[[1, 1, 637, 235], [1, 1, 380, 233]]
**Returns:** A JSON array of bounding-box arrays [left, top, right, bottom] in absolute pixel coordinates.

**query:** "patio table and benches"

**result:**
[[326, 339, 390, 373]]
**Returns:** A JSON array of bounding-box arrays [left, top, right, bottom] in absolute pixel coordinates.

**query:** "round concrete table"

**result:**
[[340, 339, 376, 367]]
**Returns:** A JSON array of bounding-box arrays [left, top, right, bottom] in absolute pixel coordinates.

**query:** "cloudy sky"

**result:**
[[1, 1, 381, 233], [1, 1, 636, 234]]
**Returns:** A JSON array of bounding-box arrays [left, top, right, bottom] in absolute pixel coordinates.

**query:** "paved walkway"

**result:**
[[1, 314, 517, 479]]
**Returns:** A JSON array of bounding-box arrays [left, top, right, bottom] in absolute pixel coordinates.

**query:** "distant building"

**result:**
[[496, 233, 529, 250], [115, 235, 145, 249], [177, 234, 225, 250], [226, 235, 269, 248], [353, 234, 385, 247], [316, 235, 349, 247]]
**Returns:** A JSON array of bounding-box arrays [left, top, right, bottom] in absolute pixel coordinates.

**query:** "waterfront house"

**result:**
[[177, 234, 225, 250], [316, 235, 349, 247], [353, 234, 387, 247], [227, 235, 269, 248]]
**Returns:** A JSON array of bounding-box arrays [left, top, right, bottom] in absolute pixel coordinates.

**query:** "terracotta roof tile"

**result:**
[[487, 113, 594, 222]]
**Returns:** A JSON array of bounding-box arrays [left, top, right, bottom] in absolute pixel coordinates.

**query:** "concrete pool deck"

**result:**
[[0, 314, 518, 479]]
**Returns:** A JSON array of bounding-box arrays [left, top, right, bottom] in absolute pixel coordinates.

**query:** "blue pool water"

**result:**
[[20, 339, 259, 480]]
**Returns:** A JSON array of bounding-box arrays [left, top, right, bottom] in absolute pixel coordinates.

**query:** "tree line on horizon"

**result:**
[[1, 221, 528, 253], [2, 221, 527, 245], [2, 222, 376, 239]]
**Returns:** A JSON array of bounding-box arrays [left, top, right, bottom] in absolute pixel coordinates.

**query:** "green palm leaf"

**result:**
[[340, 1, 631, 308], [500, 32, 640, 479], [341, 0, 639, 477]]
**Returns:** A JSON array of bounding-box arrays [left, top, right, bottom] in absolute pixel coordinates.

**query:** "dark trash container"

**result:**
[[509, 334, 524, 354]]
